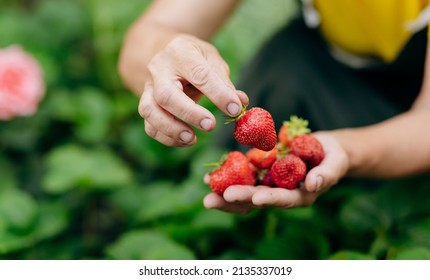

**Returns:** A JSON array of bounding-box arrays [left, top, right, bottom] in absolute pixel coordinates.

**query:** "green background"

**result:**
[[1, 0, 430, 260]]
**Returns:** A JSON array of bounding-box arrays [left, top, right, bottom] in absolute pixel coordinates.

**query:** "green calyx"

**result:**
[[276, 142, 290, 158], [203, 153, 228, 173], [224, 104, 248, 124], [285, 115, 311, 138]]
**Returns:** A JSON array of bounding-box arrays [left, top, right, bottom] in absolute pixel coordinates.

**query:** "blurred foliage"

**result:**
[[1, 0, 430, 260]]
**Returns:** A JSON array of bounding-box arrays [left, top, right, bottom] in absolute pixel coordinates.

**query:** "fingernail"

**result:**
[[316, 176, 323, 192], [237, 90, 249, 104], [179, 131, 193, 143], [200, 118, 213, 131], [227, 103, 240, 116]]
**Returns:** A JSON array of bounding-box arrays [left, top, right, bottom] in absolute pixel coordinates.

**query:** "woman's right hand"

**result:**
[[138, 34, 248, 146]]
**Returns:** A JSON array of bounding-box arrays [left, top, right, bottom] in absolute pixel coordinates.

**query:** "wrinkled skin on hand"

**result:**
[[138, 35, 248, 147]]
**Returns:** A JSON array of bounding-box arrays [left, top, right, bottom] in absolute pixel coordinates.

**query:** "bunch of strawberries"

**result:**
[[208, 107, 325, 195]]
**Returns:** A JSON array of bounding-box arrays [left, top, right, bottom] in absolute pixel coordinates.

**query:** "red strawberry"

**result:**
[[246, 147, 278, 169], [231, 107, 277, 151], [290, 134, 324, 169], [278, 116, 311, 147], [260, 169, 276, 187], [208, 151, 256, 195], [278, 123, 291, 148], [271, 154, 306, 189]]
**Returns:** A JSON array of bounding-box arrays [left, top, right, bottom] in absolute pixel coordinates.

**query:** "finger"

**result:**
[[139, 89, 197, 144], [203, 173, 210, 185], [306, 163, 344, 193], [304, 134, 348, 192], [206, 56, 249, 106], [151, 78, 217, 132], [177, 49, 243, 117], [144, 121, 195, 147], [147, 52, 217, 132], [203, 193, 253, 215], [223, 185, 268, 204], [236, 90, 249, 106], [252, 187, 318, 209]]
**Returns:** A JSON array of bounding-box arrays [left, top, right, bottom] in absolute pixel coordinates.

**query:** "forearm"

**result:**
[[118, 0, 239, 94], [332, 107, 430, 178], [118, 20, 178, 94]]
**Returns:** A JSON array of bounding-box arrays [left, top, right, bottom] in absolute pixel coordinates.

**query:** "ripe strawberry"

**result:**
[[278, 124, 291, 148], [260, 169, 276, 187], [246, 147, 278, 169], [208, 151, 256, 195], [278, 116, 311, 148], [290, 134, 324, 170], [230, 107, 277, 151], [271, 154, 306, 189]]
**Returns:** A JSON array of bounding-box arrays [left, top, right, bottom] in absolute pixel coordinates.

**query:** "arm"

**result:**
[[332, 42, 430, 178], [119, 0, 239, 93], [119, 0, 248, 147]]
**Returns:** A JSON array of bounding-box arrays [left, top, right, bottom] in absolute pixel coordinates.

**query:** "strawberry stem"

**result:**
[[203, 153, 229, 172], [203, 163, 221, 168], [224, 104, 247, 124]]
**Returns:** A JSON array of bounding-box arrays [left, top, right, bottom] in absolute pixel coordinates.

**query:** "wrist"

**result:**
[[329, 128, 377, 177]]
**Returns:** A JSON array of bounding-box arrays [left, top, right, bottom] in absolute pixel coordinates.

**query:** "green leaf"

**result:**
[[0, 188, 38, 233], [0, 113, 48, 151], [45, 88, 78, 121], [0, 201, 68, 255], [111, 93, 139, 121], [256, 224, 330, 260], [329, 250, 375, 260], [73, 87, 113, 143], [0, 9, 28, 47], [276, 207, 316, 220], [340, 179, 430, 235], [106, 230, 195, 260], [33, 202, 68, 241], [32, 0, 88, 47], [0, 156, 17, 190], [46, 87, 113, 143], [190, 210, 235, 230], [136, 179, 208, 222], [339, 193, 382, 233], [396, 218, 430, 249], [136, 182, 182, 222], [108, 185, 145, 220], [111, 175, 209, 223], [369, 233, 390, 258], [395, 247, 430, 260], [43, 144, 133, 193]]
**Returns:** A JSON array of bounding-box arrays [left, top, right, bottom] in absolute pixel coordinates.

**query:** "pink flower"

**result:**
[[0, 45, 46, 120]]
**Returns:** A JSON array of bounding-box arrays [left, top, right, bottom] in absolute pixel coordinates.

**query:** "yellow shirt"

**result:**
[[313, 0, 428, 62]]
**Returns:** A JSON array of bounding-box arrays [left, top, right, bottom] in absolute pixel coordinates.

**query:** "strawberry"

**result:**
[[229, 107, 277, 151], [246, 147, 278, 169], [290, 134, 324, 170], [260, 169, 276, 187], [271, 154, 306, 189], [208, 151, 256, 195], [278, 124, 291, 148], [278, 116, 311, 148]]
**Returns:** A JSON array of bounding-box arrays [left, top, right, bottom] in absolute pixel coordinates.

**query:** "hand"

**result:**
[[139, 34, 248, 147], [203, 132, 350, 214]]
